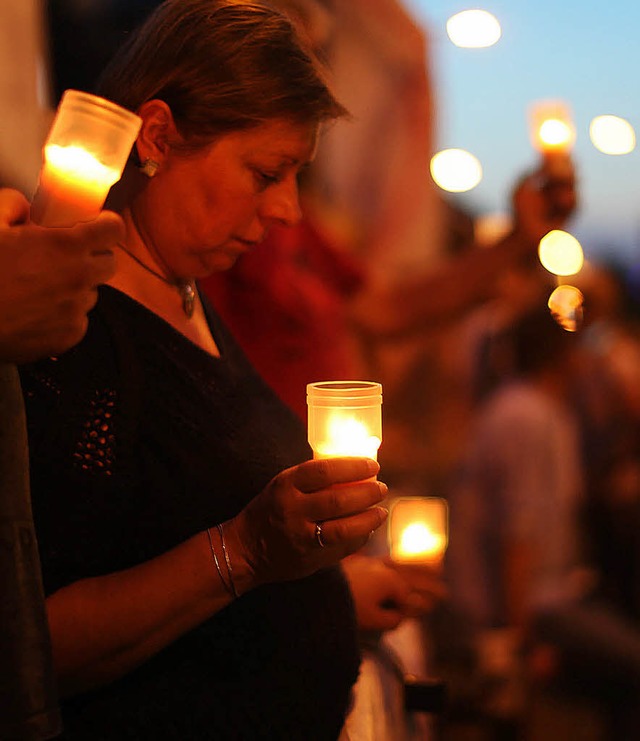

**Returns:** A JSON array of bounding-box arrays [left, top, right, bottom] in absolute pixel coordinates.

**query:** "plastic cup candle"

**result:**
[[389, 498, 448, 564], [31, 89, 142, 227], [307, 381, 382, 460]]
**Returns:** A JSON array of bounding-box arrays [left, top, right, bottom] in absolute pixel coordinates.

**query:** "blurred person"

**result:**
[[444, 306, 587, 731], [0, 191, 122, 740], [1, 4, 124, 740], [18, 2, 391, 738], [446, 305, 640, 737]]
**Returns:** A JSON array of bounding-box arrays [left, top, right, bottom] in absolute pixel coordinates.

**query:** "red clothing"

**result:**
[[200, 219, 364, 420]]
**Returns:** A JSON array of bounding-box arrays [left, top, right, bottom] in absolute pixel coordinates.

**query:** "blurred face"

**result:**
[[135, 118, 318, 278]]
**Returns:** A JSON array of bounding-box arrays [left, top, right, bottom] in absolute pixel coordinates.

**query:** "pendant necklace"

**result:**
[[117, 243, 196, 318]]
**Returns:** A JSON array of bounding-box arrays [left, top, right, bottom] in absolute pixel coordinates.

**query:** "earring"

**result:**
[[139, 158, 160, 178]]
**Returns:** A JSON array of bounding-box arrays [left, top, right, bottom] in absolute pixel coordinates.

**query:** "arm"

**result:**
[[0, 188, 121, 363], [47, 457, 387, 696], [350, 160, 577, 339]]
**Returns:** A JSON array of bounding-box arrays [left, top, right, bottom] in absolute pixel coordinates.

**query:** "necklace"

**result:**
[[117, 243, 196, 318]]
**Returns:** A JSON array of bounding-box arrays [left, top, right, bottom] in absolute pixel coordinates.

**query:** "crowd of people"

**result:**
[[3, 1, 640, 741]]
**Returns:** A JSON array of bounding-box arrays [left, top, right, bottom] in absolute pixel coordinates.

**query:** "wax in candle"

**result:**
[[30, 144, 121, 227]]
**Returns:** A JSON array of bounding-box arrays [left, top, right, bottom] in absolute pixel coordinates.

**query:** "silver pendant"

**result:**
[[179, 281, 196, 318]]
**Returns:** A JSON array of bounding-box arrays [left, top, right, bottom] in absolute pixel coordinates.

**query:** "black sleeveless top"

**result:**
[[20, 286, 360, 740]]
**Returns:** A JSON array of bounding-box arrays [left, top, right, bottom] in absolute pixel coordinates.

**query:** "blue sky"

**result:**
[[403, 0, 640, 265]]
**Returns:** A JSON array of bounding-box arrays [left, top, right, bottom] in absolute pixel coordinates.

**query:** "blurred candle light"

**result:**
[[389, 497, 448, 564], [538, 229, 584, 276], [474, 212, 512, 248], [548, 285, 584, 333], [590, 115, 636, 155], [31, 89, 141, 227], [529, 101, 576, 154], [430, 148, 482, 193], [446, 10, 502, 48], [307, 381, 382, 460]]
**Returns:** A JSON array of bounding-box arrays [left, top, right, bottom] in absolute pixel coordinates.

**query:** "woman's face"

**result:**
[[135, 118, 319, 278]]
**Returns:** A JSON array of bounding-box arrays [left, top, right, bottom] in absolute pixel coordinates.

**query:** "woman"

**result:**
[[19, 1, 387, 738]]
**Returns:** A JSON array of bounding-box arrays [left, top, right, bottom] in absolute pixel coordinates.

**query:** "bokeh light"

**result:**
[[590, 115, 636, 155], [430, 148, 483, 193], [539, 119, 574, 150], [529, 101, 575, 153], [548, 285, 584, 333], [446, 10, 502, 48], [538, 229, 584, 276]]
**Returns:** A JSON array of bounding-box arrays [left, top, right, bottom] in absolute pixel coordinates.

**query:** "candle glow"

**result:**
[[590, 115, 636, 155], [430, 148, 482, 193], [389, 497, 448, 563], [529, 101, 575, 154], [398, 522, 446, 560], [548, 284, 584, 333], [538, 229, 584, 276], [32, 144, 121, 227], [446, 10, 502, 48], [315, 414, 381, 459]]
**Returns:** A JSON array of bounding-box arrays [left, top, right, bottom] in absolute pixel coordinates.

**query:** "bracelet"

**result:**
[[217, 523, 239, 598], [206, 527, 233, 597]]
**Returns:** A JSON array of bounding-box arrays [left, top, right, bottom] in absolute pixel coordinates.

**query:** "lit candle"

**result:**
[[30, 89, 142, 227], [529, 100, 575, 154], [389, 497, 448, 564], [307, 381, 382, 460], [31, 144, 122, 227]]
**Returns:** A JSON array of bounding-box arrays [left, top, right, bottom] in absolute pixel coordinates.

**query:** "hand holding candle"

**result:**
[[31, 90, 142, 227]]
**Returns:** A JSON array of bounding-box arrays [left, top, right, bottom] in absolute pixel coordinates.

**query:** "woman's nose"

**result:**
[[261, 177, 302, 227]]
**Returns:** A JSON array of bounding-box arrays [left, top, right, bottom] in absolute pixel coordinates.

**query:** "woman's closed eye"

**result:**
[[253, 169, 281, 191]]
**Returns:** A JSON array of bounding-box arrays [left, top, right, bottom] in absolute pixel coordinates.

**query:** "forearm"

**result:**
[[47, 529, 244, 697], [351, 229, 536, 339]]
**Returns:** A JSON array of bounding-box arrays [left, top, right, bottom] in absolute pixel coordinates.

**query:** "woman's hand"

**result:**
[[224, 457, 388, 592], [0, 188, 122, 362], [342, 553, 447, 633]]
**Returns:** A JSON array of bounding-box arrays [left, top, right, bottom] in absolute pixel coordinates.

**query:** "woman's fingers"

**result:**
[[313, 506, 388, 549], [304, 480, 388, 522], [292, 457, 379, 493]]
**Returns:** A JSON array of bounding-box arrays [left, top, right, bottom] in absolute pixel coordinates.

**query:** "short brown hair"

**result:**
[[96, 0, 346, 150]]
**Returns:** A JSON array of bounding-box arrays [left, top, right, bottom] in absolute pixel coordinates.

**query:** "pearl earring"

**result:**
[[139, 158, 160, 178]]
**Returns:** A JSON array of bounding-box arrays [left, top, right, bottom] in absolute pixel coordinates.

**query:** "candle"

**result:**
[[389, 497, 448, 564], [30, 144, 121, 227], [307, 381, 382, 460], [31, 90, 142, 227], [529, 100, 575, 154]]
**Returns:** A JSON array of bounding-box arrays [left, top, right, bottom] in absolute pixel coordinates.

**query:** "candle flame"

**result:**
[[538, 119, 573, 149], [398, 523, 445, 559], [45, 144, 121, 188], [315, 415, 381, 458]]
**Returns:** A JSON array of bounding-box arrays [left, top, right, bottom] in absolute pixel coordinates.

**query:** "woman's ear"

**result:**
[[134, 99, 180, 167]]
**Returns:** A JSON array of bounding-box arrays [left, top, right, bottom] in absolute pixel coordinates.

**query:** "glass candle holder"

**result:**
[[30, 89, 142, 227], [388, 497, 448, 564], [307, 381, 382, 460]]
